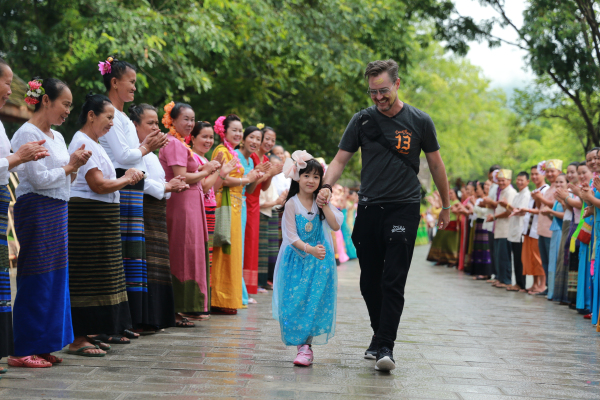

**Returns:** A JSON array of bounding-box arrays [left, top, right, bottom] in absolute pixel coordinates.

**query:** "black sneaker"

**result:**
[[364, 335, 378, 360], [375, 346, 396, 371]]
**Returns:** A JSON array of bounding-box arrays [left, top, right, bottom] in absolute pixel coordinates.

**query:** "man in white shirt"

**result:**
[[513, 166, 549, 294], [505, 171, 531, 291], [487, 169, 517, 287]]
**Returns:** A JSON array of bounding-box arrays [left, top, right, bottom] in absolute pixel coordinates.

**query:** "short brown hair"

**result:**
[[364, 59, 399, 82]]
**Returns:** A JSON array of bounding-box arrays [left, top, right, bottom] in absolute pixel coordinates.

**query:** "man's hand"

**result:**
[[486, 214, 495, 222], [316, 187, 331, 208], [437, 208, 450, 230]]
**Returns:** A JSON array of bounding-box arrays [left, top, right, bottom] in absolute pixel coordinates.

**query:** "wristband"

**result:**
[[140, 145, 149, 153], [219, 173, 226, 180], [239, 178, 243, 186], [442, 205, 451, 210], [304, 243, 309, 253], [322, 184, 332, 192]]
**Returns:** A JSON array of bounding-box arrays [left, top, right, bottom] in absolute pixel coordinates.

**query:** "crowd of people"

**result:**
[[0, 56, 362, 370], [426, 158, 600, 331]]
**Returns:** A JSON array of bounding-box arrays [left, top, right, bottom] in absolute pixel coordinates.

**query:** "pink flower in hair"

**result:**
[[214, 116, 226, 137], [98, 61, 112, 75], [28, 80, 42, 91]]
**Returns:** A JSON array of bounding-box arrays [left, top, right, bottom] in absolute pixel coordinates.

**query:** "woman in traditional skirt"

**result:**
[[211, 115, 262, 314], [0, 59, 52, 370], [159, 102, 219, 324], [553, 163, 581, 304], [97, 57, 166, 334], [456, 183, 475, 271], [9, 78, 90, 368], [130, 103, 189, 330], [427, 189, 460, 265], [471, 181, 493, 279], [189, 121, 237, 314], [259, 155, 286, 290], [541, 174, 566, 300], [248, 126, 282, 293], [236, 126, 269, 299], [68, 94, 144, 356]]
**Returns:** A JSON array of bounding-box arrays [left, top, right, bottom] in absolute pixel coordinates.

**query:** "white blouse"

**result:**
[[0, 121, 12, 186], [99, 110, 145, 171], [69, 131, 119, 204], [143, 151, 170, 200], [11, 122, 71, 201]]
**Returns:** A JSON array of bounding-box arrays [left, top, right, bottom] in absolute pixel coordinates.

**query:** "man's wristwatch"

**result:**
[[322, 184, 332, 192]]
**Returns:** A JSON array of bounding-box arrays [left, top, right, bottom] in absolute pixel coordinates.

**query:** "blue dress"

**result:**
[[273, 212, 337, 346], [577, 216, 593, 312], [547, 201, 563, 299], [236, 150, 253, 305], [341, 209, 357, 259]]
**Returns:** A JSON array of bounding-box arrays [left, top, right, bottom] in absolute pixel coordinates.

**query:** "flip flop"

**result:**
[[86, 336, 112, 350], [123, 329, 140, 339], [0, 367, 7, 374], [175, 317, 195, 327], [65, 345, 106, 357], [91, 334, 129, 344]]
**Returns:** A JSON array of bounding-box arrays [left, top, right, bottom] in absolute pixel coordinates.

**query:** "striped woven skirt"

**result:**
[[143, 195, 175, 328], [118, 181, 148, 326], [258, 213, 277, 287], [206, 205, 216, 273], [469, 219, 492, 276], [13, 193, 73, 356], [0, 185, 13, 358], [69, 198, 132, 336], [426, 220, 459, 264], [268, 215, 280, 283]]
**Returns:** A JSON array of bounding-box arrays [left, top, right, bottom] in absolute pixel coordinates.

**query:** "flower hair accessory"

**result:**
[[283, 150, 314, 181], [24, 79, 45, 105], [537, 161, 547, 176], [491, 169, 500, 184], [256, 123, 265, 130], [162, 101, 193, 157], [214, 116, 241, 171], [98, 57, 114, 76]]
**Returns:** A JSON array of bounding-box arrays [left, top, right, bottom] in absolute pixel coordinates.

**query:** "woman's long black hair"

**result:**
[[279, 158, 325, 221]]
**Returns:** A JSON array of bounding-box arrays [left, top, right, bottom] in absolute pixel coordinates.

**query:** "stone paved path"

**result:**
[[2, 245, 600, 399]]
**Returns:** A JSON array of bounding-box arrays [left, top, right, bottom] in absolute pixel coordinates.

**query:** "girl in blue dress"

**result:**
[[272, 152, 343, 367]]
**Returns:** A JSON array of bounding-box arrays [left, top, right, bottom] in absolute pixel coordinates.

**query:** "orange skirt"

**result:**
[[522, 235, 545, 276]]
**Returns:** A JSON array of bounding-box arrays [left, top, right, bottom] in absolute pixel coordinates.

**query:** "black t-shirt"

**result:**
[[339, 103, 440, 204]]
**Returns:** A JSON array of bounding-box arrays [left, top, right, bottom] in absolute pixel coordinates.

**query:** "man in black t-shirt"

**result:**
[[316, 59, 451, 372]]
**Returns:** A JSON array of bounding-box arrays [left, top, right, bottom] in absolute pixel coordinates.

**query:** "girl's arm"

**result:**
[[322, 203, 341, 231], [172, 165, 209, 185], [546, 209, 565, 219]]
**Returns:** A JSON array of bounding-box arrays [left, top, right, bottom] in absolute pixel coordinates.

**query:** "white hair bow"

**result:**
[[283, 150, 313, 181]]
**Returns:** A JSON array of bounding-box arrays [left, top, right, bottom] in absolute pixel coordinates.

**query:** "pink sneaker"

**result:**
[[293, 345, 313, 366]]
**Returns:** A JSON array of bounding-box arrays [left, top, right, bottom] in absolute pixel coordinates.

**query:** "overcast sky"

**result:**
[[452, 0, 535, 96]]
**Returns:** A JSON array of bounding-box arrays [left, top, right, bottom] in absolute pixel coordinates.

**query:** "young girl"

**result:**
[[272, 151, 343, 366]]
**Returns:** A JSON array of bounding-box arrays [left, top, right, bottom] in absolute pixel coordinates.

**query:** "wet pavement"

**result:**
[[2, 244, 600, 399]]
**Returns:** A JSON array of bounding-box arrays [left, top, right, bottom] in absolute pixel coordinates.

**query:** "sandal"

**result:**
[[38, 353, 63, 364], [175, 317, 195, 327], [180, 313, 210, 321], [65, 345, 106, 357], [91, 334, 129, 344], [7, 355, 52, 368], [248, 298, 258, 304], [257, 288, 268, 294], [86, 336, 112, 350], [211, 307, 237, 315], [122, 329, 140, 339], [0, 367, 8, 374]]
